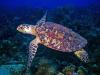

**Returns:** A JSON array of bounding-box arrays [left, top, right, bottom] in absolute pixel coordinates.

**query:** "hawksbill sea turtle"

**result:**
[[17, 11, 89, 73]]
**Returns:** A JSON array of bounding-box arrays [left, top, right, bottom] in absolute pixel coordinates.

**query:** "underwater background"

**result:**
[[0, 0, 100, 75]]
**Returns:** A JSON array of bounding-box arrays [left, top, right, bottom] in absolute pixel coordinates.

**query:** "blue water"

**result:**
[[0, 0, 100, 9]]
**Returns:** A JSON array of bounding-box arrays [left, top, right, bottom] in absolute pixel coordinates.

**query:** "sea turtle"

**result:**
[[17, 12, 89, 73]]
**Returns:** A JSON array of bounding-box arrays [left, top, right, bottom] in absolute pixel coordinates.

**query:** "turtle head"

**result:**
[[17, 24, 36, 35]]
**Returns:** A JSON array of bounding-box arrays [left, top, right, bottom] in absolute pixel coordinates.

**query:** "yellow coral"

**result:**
[[62, 64, 76, 75], [35, 63, 56, 75]]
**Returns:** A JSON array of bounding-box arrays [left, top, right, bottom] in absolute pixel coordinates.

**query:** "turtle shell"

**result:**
[[36, 22, 87, 52]]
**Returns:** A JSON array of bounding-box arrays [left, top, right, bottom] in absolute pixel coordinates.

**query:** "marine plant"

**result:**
[[62, 64, 76, 75], [77, 66, 87, 75], [35, 63, 56, 75], [10, 68, 21, 75], [0, 38, 25, 65], [57, 72, 64, 75]]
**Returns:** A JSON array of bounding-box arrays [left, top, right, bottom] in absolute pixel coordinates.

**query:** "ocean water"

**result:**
[[0, 0, 100, 75]]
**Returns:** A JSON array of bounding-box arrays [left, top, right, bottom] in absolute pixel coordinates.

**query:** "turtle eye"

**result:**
[[25, 26, 29, 29], [20, 26, 24, 29]]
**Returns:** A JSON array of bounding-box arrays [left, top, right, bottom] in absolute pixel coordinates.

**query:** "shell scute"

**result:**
[[36, 22, 87, 52]]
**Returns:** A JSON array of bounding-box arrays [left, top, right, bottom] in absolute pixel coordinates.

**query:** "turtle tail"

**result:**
[[74, 49, 89, 63]]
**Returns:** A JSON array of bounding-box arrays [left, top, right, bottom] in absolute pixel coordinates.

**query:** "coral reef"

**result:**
[[62, 64, 77, 75], [0, 6, 100, 75], [57, 72, 64, 75], [35, 63, 56, 75], [0, 38, 26, 65], [77, 66, 87, 75], [0, 64, 25, 75]]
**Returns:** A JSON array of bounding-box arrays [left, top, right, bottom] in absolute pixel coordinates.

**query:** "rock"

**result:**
[[57, 72, 64, 75], [73, 72, 78, 75], [0, 67, 10, 75], [0, 64, 27, 75]]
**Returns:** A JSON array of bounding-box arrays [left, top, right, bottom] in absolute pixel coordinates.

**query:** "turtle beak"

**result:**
[[17, 25, 24, 32], [17, 26, 19, 31]]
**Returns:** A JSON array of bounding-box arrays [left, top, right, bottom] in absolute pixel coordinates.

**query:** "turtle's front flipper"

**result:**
[[28, 38, 39, 68], [74, 49, 89, 63], [22, 38, 39, 75], [36, 11, 47, 26], [25, 38, 39, 74]]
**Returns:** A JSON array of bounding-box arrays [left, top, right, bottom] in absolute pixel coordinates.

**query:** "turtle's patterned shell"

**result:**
[[36, 22, 87, 52]]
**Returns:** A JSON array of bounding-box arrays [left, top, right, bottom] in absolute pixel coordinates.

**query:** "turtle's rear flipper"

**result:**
[[74, 49, 89, 63]]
